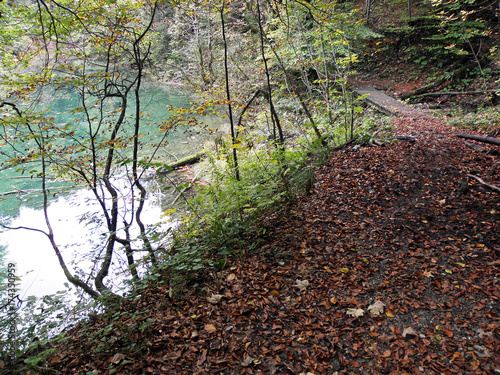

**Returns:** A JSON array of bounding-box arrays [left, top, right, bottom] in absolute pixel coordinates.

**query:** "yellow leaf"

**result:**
[[330, 297, 337, 304], [230, 142, 242, 149], [339, 268, 349, 273], [456, 263, 466, 267], [386, 311, 395, 318], [445, 269, 452, 274]]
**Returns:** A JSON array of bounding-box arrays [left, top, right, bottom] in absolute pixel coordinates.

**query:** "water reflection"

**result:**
[[0, 83, 214, 298], [0, 175, 176, 300]]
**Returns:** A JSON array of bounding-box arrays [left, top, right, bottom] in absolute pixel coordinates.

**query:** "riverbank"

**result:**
[[10, 102, 499, 374]]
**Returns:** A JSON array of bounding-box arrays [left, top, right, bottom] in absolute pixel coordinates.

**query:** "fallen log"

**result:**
[[330, 135, 359, 151], [413, 89, 498, 98], [457, 134, 500, 147], [400, 59, 482, 100], [157, 152, 205, 174]]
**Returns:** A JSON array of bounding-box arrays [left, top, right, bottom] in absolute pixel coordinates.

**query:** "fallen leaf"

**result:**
[[346, 308, 364, 317], [205, 324, 217, 333], [164, 352, 181, 362], [207, 294, 223, 304], [110, 353, 126, 364], [295, 279, 309, 291], [382, 350, 391, 357], [402, 327, 418, 337], [367, 300, 385, 315], [241, 355, 254, 367], [339, 268, 349, 273], [227, 273, 236, 282]]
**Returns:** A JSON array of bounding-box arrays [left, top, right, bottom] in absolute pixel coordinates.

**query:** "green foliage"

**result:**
[[0, 285, 98, 370], [447, 106, 500, 132], [355, 111, 397, 144]]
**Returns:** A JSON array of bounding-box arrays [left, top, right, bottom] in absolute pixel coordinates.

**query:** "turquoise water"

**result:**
[[0, 81, 215, 296], [0, 81, 204, 218]]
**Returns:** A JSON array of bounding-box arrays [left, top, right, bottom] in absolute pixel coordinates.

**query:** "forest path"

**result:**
[[353, 86, 421, 117]]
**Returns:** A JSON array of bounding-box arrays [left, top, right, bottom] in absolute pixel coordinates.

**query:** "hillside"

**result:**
[[13, 102, 499, 374]]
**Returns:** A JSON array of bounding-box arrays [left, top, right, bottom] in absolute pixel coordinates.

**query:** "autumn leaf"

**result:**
[[241, 355, 255, 367], [367, 300, 385, 315], [402, 327, 418, 337], [204, 324, 217, 333], [346, 308, 365, 317], [295, 279, 309, 292], [207, 294, 223, 304]]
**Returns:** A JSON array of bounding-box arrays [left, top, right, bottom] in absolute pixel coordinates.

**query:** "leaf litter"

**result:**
[[30, 114, 499, 374]]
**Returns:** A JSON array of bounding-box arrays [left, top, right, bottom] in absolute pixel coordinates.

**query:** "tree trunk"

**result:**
[[457, 134, 500, 146]]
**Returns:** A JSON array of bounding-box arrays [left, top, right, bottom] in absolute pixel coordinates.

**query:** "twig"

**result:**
[[172, 167, 206, 206], [467, 174, 500, 193]]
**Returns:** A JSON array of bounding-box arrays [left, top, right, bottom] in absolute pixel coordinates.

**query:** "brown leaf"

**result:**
[[164, 352, 181, 362], [402, 327, 418, 338], [205, 324, 217, 333], [241, 355, 255, 367]]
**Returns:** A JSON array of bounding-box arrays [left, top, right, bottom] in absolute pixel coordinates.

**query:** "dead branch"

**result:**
[[400, 60, 483, 100], [413, 89, 498, 98], [467, 174, 500, 193], [464, 141, 485, 152]]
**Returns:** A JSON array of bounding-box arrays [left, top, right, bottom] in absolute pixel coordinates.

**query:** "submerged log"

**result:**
[[157, 152, 205, 174]]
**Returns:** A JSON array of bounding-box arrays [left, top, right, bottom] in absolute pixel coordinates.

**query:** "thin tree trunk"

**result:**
[[221, 0, 240, 181], [256, 0, 284, 150]]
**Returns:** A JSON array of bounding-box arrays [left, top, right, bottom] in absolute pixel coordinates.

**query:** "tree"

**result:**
[[0, 0, 174, 301]]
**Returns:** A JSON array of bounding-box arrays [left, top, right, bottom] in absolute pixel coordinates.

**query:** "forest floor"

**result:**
[[30, 80, 500, 374]]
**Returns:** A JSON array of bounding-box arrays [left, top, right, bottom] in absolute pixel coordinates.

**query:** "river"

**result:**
[[0, 81, 214, 301]]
